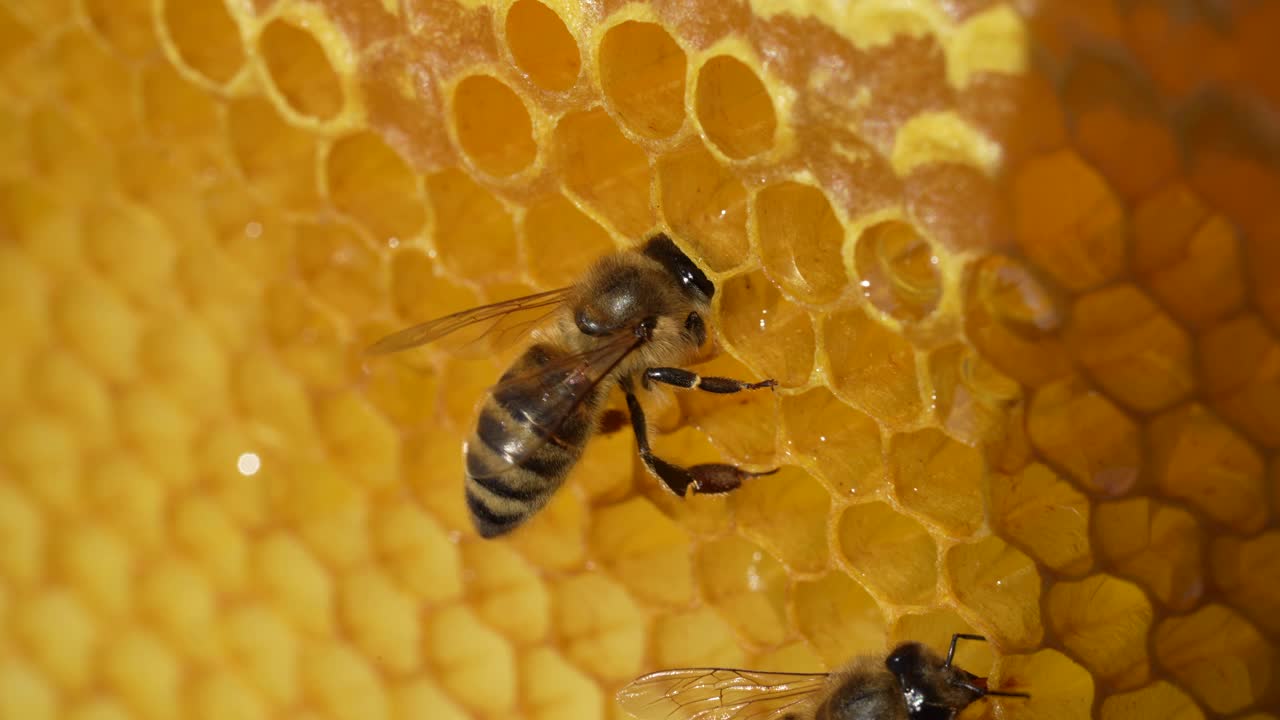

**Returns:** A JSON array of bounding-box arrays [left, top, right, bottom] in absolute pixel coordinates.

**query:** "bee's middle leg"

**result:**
[[643, 367, 776, 394], [624, 390, 777, 496]]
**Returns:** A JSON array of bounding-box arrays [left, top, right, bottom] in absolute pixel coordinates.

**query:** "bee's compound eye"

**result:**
[[575, 307, 609, 336], [685, 311, 706, 345]]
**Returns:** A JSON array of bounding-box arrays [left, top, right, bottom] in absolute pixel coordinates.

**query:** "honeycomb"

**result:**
[[1, 0, 1278, 719]]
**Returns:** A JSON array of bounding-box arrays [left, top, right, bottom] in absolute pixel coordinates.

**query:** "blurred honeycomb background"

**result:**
[[2, 0, 1279, 718]]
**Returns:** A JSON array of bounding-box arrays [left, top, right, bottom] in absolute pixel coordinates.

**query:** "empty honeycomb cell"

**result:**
[[779, 386, 885, 496], [373, 503, 462, 604], [677, 354, 779, 466], [717, 270, 815, 388], [694, 535, 789, 646], [1011, 149, 1126, 292], [326, 131, 426, 243], [223, 605, 299, 706], [1064, 284, 1193, 412], [1154, 604, 1273, 714], [1211, 532, 1280, 636], [426, 168, 522, 282], [590, 498, 693, 607], [227, 96, 319, 209], [83, 200, 177, 306], [1148, 403, 1268, 533], [965, 254, 1071, 387], [451, 75, 537, 176], [825, 306, 923, 427], [653, 607, 747, 668], [173, 495, 248, 594], [853, 219, 943, 321], [945, 537, 1043, 649], [657, 139, 749, 272], [755, 181, 847, 305], [139, 560, 220, 663], [1100, 681, 1204, 720], [504, 0, 580, 91], [303, 643, 390, 720], [522, 192, 616, 288], [928, 344, 1023, 451], [730, 466, 829, 573], [1027, 375, 1141, 497], [520, 648, 603, 720], [339, 567, 421, 674], [996, 649, 1093, 720], [140, 54, 223, 139], [160, 0, 245, 84], [837, 501, 938, 605], [387, 246, 480, 330], [255, 532, 335, 636], [598, 21, 687, 138], [461, 542, 549, 645], [0, 484, 44, 588], [103, 628, 182, 720], [1198, 314, 1280, 448], [552, 573, 645, 681], [1132, 183, 1243, 329], [14, 588, 98, 692], [794, 571, 887, 667], [394, 678, 470, 720], [194, 671, 267, 720], [56, 523, 135, 618], [555, 109, 655, 236], [695, 55, 777, 159], [1047, 575, 1153, 689], [889, 428, 986, 537], [0, 660, 57, 720], [991, 463, 1093, 575], [258, 19, 344, 121], [56, 275, 141, 385]]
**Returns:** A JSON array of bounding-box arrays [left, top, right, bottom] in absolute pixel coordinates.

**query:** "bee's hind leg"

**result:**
[[624, 390, 778, 496], [643, 367, 777, 394]]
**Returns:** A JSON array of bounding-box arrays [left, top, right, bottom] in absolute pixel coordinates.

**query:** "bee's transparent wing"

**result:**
[[617, 668, 830, 720], [365, 287, 571, 357], [466, 327, 646, 477]]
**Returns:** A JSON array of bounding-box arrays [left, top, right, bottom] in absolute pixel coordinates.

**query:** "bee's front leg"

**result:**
[[643, 367, 777, 394]]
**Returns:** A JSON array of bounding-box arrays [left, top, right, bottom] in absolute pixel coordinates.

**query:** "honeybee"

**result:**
[[617, 634, 1031, 720], [367, 234, 778, 538]]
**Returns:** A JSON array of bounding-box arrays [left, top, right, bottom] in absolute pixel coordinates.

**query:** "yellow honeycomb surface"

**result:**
[[2, 1, 1279, 719]]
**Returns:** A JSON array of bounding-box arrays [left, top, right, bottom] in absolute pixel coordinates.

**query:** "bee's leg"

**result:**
[[624, 390, 778, 496], [643, 367, 777, 394]]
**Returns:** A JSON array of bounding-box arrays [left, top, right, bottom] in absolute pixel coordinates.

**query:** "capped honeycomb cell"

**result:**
[[657, 139, 749, 272], [838, 501, 938, 605], [991, 463, 1093, 575], [554, 109, 655, 236], [694, 535, 788, 647], [590, 498, 692, 607], [302, 642, 391, 720], [1028, 375, 1141, 497], [1099, 681, 1204, 720], [0, 484, 45, 588], [730, 466, 830, 573], [522, 192, 615, 288], [258, 19, 344, 121], [1095, 497, 1204, 612], [138, 560, 219, 663], [227, 96, 319, 209], [853, 219, 943, 322], [461, 541, 549, 645], [755, 181, 847, 306], [928, 344, 1023, 451], [374, 503, 462, 604], [996, 649, 1094, 720], [426, 168, 520, 283], [889, 427, 986, 537], [52, 31, 139, 140], [1154, 604, 1272, 714], [779, 386, 885, 496], [426, 605, 516, 714], [13, 588, 98, 692], [102, 628, 182, 720], [1211, 531, 1280, 636], [964, 253, 1071, 387], [695, 55, 777, 159], [599, 21, 686, 138], [653, 606, 747, 668], [326, 131, 426, 243], [222, 604, 300, 706], [1012, 149, 1126, 292], [1198, 313, 1280, 448], [794, 571, 887, 667], [552, 573, 645, 682], [945, 537, 1043, 649], [1047, 574, 1152, 689], [452, 75, 537, 176], [519, 647, 603, 720], [338, 567, 421, 674], [1064, 284, 1193, 412], [1147, 402, 1268, 533], [504, 0, 580, 91], [160, 0, 245, 85]]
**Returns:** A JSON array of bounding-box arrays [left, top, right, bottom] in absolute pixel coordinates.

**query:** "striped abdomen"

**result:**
[[463, 344, 604, 538]]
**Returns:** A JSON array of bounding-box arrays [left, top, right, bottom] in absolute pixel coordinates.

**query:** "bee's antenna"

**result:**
[[944, 633, 987, 669]]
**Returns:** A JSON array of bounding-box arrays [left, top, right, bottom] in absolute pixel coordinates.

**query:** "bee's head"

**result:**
[[885, 642, 985, 719], [641, 233, 715, 303]]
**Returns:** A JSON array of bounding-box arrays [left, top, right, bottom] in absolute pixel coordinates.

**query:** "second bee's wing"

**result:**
[[365, 287, 571, 356], [617, 668, 830, 720]]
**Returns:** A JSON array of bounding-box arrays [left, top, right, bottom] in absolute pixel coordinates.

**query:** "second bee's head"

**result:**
[[573, 234, 715, 350]]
